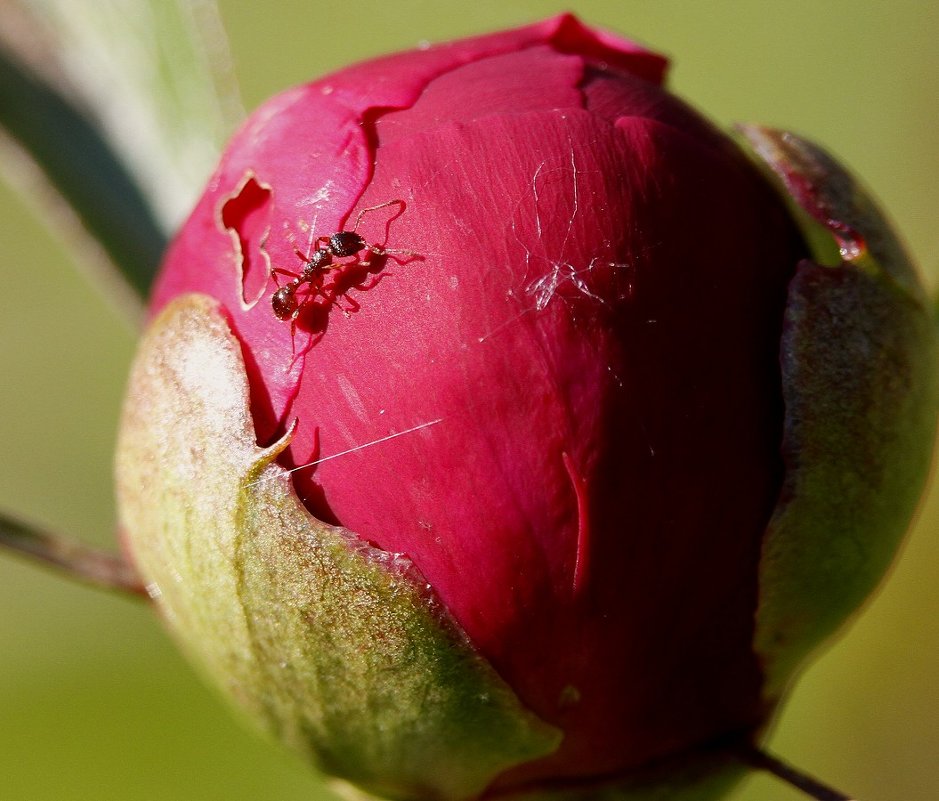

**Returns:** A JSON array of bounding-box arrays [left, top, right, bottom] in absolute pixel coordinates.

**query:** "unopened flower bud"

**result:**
[[116, 15, 939, 801]]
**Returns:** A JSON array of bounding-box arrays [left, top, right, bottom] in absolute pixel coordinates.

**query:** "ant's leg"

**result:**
[[270, 267, 300, 289], [372, 245, 418, 258], [289, 328, 323, 369], [303, 277, 334, 307], [286, 298, 320, 359], [288, 316, 299, 357], [350, 199, 405, 232]]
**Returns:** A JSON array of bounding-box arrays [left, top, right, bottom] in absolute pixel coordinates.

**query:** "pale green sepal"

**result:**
[[738, 126, 939, 697], [115, 294, 561, 801]]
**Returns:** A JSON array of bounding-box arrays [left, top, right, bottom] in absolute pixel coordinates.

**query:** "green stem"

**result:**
[[739, 746, 856, 801], [0, 510, 147, 597]]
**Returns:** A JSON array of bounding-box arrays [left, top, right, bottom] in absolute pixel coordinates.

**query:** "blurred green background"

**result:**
[[0, 1, 937, 799]]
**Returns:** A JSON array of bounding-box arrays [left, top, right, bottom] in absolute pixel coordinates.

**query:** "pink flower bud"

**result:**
[[117, 14, 938, 801]]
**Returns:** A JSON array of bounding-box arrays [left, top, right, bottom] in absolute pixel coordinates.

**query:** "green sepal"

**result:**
[[115, 294, 561, 801], [738, 126, 939, 696], [736, 125, 927, 301]]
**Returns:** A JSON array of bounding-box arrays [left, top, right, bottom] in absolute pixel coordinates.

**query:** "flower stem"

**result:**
[[0, 510, 147, 597], [738, 745, 856, 800]]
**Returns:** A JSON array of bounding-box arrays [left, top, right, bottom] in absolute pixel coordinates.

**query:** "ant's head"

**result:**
[[329, 231, 366, 258]]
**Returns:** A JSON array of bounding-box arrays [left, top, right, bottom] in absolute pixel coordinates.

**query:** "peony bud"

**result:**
[[115, 14, 939, 801]]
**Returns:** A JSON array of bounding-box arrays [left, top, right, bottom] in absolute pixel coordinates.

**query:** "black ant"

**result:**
[[269, 199, 411, 323], [270, 245, 333, 321]]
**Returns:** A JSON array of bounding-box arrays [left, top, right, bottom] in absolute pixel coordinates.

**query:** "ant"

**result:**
[[270, 245, 333, 321], [270, 199, 411, 324]]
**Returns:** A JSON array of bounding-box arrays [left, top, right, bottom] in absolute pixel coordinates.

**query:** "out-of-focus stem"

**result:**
[[739, 746, 856, 801], [0, 510, 147, 597]]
